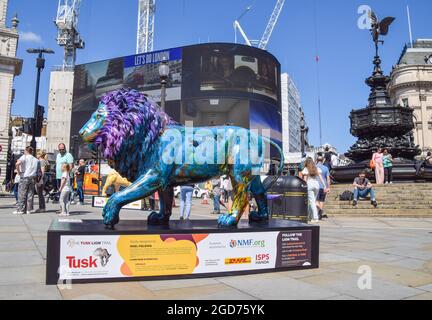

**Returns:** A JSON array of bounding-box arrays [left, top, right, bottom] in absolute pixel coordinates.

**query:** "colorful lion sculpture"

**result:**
[[79, 88, 283, 229]]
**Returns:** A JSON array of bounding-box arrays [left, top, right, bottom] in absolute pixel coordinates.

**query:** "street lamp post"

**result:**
[[300, 113, 306, 155], [158, 57, 170, 112], [26, 48, 54, 154]]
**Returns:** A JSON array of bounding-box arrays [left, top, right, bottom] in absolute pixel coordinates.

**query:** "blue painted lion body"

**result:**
[[80, 89, 283, 228]]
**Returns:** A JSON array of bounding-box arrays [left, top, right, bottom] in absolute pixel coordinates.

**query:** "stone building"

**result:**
[[281, 73, 307, 159], [389, 39, 432, 152], [0, 0, 22, 182], [45, 69, 74, 153]]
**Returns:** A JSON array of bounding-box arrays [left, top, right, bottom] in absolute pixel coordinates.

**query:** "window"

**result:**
[[402, 98, 409, 107]]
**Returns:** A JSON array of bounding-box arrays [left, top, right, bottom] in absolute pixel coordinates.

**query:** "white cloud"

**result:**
[[19, 31, 43, 44]]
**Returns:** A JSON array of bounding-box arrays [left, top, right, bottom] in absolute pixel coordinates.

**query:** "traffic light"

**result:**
[[21, 118, 33, 135], [34, 105, 44, 137]]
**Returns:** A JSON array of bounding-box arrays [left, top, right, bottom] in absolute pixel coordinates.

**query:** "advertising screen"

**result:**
[[182, 44, 280, 105], [71, 57, 124, 159], [70, 44, 281, 159], [250, 100, 283, 146], [123, 47, 182, 101], [180, 98, 250, 128]]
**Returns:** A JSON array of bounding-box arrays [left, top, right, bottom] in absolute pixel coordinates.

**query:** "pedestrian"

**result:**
[[13, 146, 38, 214], [323, 146, 332, 171], [12, 169, 20, 204], [371, 147, 384, 184], [316, 156, 331, 220], [149, 192, 156, 211], [58, 163, 72, 216], [352, 171, 378, 207], [222, 176, 234, 204], [34, 151, 49, 213], [383, 149, 393, 184], [300, 157, 326, 223], [211, 178, 222, 215], [74, 159, 86, 205], [426, 152, 432, 165], [331, 153, 339, 168], [179, 184, 194, 220], [202, 180, 212, 205], [55, 143, 74, 193]]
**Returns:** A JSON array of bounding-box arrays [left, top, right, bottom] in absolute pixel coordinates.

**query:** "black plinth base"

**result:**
[[46, 218, 319, 285]]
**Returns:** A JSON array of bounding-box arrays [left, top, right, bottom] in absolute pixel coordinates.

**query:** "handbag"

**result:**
[[370, 159, 375, 170]]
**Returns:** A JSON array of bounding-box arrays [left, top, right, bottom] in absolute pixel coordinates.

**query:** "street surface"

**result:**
[[0, 195, 431, 300]]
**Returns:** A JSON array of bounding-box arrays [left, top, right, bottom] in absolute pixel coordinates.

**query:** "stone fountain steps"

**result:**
[[324, 183, 432, 216], [325, 209, 432, 216]]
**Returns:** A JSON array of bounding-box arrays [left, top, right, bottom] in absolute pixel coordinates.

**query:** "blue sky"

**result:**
[[7, 0, 432, 152]]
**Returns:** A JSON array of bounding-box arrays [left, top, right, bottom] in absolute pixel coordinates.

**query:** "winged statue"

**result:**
[[368, 10, 395, 46]]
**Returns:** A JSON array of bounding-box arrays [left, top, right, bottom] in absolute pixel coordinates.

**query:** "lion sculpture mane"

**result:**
[[80, 88, 283, 229]]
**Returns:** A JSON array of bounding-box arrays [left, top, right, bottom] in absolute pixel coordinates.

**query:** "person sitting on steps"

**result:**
[[352, 171, 378, 208]]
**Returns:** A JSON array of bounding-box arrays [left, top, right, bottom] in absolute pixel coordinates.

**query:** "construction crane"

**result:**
[[234, 0, 285, 50], [54, 0, 85, 69], [136, 0, 156, 54], [234, 4, 253, 45]]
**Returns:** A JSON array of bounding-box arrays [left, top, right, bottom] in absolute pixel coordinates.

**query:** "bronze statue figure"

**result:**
[[368, 10, 395, 54]]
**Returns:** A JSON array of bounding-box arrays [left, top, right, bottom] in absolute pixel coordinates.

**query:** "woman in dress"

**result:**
[[372, 148, 384, 184]]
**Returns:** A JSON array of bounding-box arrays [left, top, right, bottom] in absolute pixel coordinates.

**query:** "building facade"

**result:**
[[68, 43, 282, 161], [46, 69, 74, 153], [0, 0, 22, 182], [389, 39, 432, 152], [281, 73, 305, 159], [10, 116, 47, 155]]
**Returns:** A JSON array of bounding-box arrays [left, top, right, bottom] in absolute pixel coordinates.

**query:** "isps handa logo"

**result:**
[[229, 239, 266, 248], [66, 248, 112, 268]]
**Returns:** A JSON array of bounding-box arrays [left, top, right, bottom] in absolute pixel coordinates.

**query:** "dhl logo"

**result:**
[[224, 257, 252, 265]]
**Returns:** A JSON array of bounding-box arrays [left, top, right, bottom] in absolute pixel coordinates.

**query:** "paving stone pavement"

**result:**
[[0, 195, 431, 300]]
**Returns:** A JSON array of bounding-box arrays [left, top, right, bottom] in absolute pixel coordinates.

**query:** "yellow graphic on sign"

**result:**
[[117, 235, 198, 276], [224, 257, 252, 265]]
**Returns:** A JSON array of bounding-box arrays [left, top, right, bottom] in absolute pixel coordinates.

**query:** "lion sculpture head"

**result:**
[[79, 88, 177, 180]]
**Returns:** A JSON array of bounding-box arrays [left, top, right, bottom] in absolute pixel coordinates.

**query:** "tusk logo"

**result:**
[[93, 248, 112, 267]]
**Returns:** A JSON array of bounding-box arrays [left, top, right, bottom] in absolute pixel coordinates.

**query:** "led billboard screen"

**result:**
[[182, 44, 280, 105], [70, 43, 281, 159]]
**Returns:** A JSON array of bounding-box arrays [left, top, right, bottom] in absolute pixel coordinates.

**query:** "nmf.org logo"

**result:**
[[229, 239, 266, 248]]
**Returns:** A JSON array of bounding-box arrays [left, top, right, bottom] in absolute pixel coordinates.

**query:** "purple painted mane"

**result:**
[[94, 88, 177, 159]]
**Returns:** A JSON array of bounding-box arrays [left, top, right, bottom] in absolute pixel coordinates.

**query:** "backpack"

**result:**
[[339, 190, 354, 201]]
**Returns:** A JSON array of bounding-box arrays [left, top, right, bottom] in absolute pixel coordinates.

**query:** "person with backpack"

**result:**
[[352, 171, 378, 207]]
